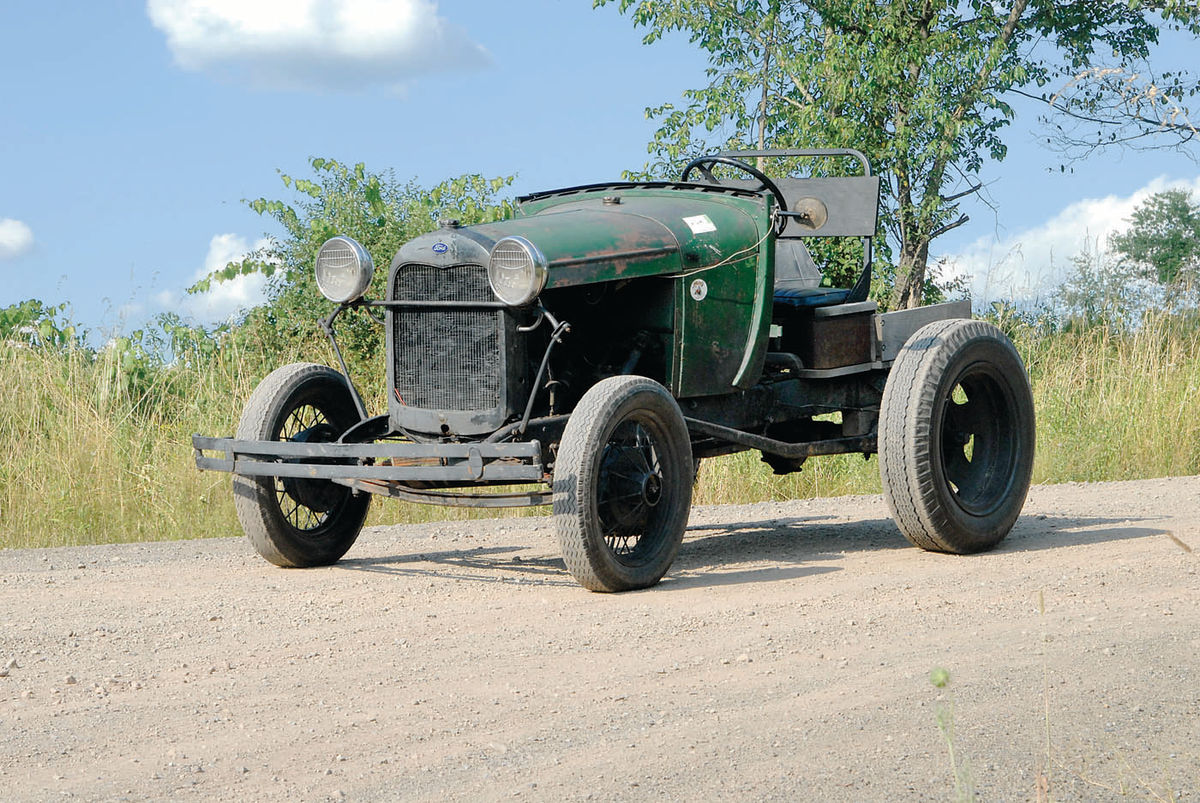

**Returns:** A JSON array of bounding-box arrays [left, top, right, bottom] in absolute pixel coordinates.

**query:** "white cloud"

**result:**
[[0, 218, 34, 260], [159, 233, 272, 324], [146, 0, 490, 90], [940, 175, 1200, 303]]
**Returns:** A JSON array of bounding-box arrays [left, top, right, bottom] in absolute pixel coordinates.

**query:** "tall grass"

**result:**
[[0, 335, 537, 550], [2, 312, 1198, 550], [694, 451, 879, 506], [1021, 312, 1200, 483], [0, 339, 259, 548]]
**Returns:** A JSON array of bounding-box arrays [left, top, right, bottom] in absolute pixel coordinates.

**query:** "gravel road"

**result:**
[[2, 476, 1198, 801]]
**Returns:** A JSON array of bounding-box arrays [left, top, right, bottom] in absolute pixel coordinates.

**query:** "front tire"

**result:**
[[553, 376, 694, 592], [233, 363, 371, 567], [879, 319, 1035, 553]]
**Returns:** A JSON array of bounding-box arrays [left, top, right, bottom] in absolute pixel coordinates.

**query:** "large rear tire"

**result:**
[[879, 319, 1035, 553], [553, 376, 694, 592], [233, 363, 371, 567]]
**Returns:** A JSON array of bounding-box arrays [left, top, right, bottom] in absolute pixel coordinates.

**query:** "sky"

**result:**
[[1, 1, 1197, 336]]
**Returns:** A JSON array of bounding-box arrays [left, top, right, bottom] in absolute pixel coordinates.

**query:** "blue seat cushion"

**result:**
[[773, 286, 852, 309]]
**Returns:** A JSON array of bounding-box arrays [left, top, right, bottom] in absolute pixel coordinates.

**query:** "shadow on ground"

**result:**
[[337, 511, 1170, 590], [999, 514, 1171, 553], [337, 544, 574, 586]]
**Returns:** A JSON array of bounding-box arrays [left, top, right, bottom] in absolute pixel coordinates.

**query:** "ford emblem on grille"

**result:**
[[432, 242, 449, 254]]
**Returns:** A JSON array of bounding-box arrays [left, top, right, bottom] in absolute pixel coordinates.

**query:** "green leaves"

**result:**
[[599, 0, 1195, 309], [1110, 188, 1200, 286], [186, 252, 277, 295], [228, 156, 516, 370], [0, 299, 80, 350]]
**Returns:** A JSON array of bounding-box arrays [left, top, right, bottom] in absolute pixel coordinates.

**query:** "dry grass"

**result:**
[[693, 450, 879, 506], [0, 340, 538, 550], [1021, 312, 1200, 484], [2, 313, 1198, 550], [0, 341, 256, 548]]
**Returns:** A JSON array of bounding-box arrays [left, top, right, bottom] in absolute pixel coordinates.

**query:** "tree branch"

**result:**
[[929, 214, 970, 240], [941, 183, 983, 203], [786, 71, 817, 105], [921, 0, 1029, 206]]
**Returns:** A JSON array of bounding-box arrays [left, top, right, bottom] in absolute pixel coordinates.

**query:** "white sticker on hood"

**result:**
[[683, 214, 717, 234]]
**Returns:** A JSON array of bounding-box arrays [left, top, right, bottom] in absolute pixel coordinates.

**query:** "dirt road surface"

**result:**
[[2, 476, 1198, 801]]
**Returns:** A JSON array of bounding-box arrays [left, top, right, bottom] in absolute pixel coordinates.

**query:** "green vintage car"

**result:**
[[194, 149, 1035, 592]]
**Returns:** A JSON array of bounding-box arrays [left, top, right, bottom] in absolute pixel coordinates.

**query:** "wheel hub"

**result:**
[[596, 421, 666, 540], [940, 370, 1017, 516], [282, 422, 343, 513], [641, 473, 662, 507]]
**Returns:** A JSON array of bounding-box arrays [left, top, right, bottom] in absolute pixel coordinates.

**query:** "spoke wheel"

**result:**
[[554, 376, 693, 592], [233, 363, 371, 567], [879, 319, 1035, 553]]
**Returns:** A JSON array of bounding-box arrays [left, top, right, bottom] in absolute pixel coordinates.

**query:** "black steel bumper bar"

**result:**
[[192, 435, 544, 483]]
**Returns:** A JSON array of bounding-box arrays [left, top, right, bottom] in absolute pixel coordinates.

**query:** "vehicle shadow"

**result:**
[[337, 515, 871, 589], [337, 544, 576, 586], [997, 514, 1173, 553], [335, 511, 1173, 589], [683, 514, 910, 557], [663, 563, 840, 590], [682, 512, 1174, 560]]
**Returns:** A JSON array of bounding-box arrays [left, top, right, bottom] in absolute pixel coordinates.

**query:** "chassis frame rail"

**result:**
[[683, 418, 876, 459]]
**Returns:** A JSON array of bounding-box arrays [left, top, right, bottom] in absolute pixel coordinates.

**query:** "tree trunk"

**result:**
[[757, 32, 770, 172], [891, 237, 931, 310]]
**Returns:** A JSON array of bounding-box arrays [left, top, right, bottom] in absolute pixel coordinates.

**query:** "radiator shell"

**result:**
[[386, 229, 527, 436]]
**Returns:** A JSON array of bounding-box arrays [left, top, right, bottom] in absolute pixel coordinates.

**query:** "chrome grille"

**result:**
[[392, 264, 501, 411]]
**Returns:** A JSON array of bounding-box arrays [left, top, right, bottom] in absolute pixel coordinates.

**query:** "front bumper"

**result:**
[[192, 435, 545, 484]]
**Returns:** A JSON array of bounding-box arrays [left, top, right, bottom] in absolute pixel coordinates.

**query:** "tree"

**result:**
[[595, 0, 1199, 309], [1054, 244, 1143, 331], [193, 157, 514, 368], [1023, 0, 1200, 160], [1054, 189, 1200, 330], [1109, 188, 1200, 287]]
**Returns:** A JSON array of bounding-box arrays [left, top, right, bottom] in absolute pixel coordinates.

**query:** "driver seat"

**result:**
[[772, 239, 852, 309]]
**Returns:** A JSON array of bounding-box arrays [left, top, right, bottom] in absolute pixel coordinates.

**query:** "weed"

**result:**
[[930, 667, 975, 802], [1037, 590, 1052, 801]]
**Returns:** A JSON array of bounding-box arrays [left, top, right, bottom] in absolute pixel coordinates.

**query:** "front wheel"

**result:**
[[878, 319, 1035, 553], [233, 363, 371, 567], [553, 376, 694, 592]]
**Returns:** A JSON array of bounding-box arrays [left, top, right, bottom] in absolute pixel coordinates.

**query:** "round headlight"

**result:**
[[314, 236, 375, 303], [488, 236, 548, 306]]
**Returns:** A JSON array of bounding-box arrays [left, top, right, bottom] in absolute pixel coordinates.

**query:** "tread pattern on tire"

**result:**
[[878, 319, 1034, 554], [553, 375, 693, 592], [233, 362, 370, 568]]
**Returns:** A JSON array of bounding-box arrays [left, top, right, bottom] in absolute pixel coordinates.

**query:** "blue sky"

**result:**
[[1, 1, 1196, 334]]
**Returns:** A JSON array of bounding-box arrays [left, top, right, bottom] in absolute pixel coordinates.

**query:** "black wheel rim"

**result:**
[[595, 415, 675, 566], [272, 402, 352, 534], [937, 362, 1020, 517]]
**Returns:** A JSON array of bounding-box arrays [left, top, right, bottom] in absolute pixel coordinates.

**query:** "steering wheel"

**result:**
[[680, 156, 788, 232]]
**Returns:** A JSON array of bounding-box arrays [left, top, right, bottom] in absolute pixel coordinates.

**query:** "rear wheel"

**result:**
[[879, 319, 1035, 553], [553, 376, 693, 592], [233, 363, 371, 567]]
